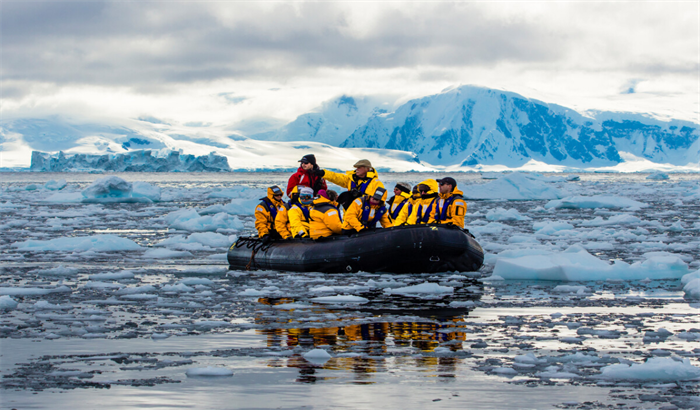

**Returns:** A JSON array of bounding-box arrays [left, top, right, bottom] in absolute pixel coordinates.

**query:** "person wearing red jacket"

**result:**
[[287, 154, 327, 196]]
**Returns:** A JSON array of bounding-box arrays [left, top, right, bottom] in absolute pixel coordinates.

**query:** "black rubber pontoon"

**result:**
[[228, 224, 484, 274]]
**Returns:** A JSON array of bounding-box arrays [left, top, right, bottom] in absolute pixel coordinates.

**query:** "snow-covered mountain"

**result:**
[[340, 86, 699, 167], [250, 95, 391, 146], [2, 85, 698, 172]]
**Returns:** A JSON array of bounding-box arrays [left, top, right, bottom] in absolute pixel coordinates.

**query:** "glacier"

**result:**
[[30, 149, 232, 172]]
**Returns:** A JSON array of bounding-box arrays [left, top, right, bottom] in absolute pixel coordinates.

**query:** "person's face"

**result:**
[[439, 183, 453, 194], [355, 166, 368, 178], [393, 187, 402, 196], [273, 193, 283, 201], [300, 195, 313, 204], [369, 197, 380, 206], [301, 162, 313, 171]]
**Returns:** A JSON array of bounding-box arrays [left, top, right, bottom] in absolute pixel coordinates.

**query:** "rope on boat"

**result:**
[[234, 237, 274, 270]]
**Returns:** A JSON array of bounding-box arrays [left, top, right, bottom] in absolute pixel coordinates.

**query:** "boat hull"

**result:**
[[227, 224, 484, 273]]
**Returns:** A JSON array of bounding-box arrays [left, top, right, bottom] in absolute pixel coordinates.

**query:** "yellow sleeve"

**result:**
[[341, 198, 365, 232], [275, 207, 291, 239], [323, 170, 351, 190], [449, 199, 467, 228], [379, 209, 392, 228], [288, 207, 309, 238], [254, 204, 271, 237], [392, 202, 411, 226]]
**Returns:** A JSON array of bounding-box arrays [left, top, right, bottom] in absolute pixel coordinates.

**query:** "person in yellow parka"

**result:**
[[314, 159, 384, 210], [254, 185, 285, 243], [429, 177, 467, 228], [288, 187, 314, 238], [387, 182, 412, 224], [392, 185, 420, 226], [309, 189, 342, 240], [341, 187, 392, 235], [408, 179, 439, 225], [275, 186, 300, 240]]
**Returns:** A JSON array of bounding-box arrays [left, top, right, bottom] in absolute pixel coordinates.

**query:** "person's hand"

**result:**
[[261, 234, 272, 245], [314, 169, 325, 177]]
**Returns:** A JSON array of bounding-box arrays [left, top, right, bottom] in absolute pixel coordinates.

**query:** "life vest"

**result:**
[[416, 198, 437, 224], [389, 199, 407, 220], [360, 198, 387, 228], [350, 176, 373, 195], [292, 203, 311, 222], [260, 197, 279, 220], [434, 195, 463, 222]]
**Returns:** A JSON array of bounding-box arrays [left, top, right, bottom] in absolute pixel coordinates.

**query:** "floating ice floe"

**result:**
[[12, 234, 142, 252], [545, 195, 647, 210], [303, 348, 332, 365], [0, 295, 18, 309], [578, 214, 643, 227], [45, 179, 67, 190], [681, 270, 700, 299], [464, 172, 567, 200], [156, 232, 234, 250], [599, 357, 700, 381], [492, 245, 688, 281], [384, 282, 454, 296], [185, 367, 233, 377], [162, 208, 243, 232], [0, 286, 72, 296], [485, 207, 531, 221], [80, 176, 160, 203], [30, 266, 80, 276], [646, 172, 670, 180], [88, 271, 136, 280], [310, 295, 369, 304], [199, 198, 261, 216]]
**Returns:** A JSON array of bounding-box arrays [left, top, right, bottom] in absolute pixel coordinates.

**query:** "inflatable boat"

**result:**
[[228, 224, 484, 274]]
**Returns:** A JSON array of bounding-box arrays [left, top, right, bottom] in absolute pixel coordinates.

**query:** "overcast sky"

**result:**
[[2, 1, 698, 129]]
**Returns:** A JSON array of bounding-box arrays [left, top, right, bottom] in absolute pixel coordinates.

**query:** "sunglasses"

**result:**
[[300, 195, 312, 199], [300, 161, 310, 164]]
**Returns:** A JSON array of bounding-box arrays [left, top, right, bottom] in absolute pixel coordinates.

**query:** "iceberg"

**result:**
[[31, 149, 231, 172]]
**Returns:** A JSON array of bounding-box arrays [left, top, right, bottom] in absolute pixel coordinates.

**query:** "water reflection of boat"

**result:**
[[228, 224, 484, 273], [255, 297, 475, 382]]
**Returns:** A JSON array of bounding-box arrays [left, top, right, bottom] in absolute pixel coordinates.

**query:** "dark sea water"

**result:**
[[1, 172, 698, 410]]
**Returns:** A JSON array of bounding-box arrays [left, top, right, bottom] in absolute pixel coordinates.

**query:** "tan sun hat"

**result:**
[[353, 159, 372, 168]]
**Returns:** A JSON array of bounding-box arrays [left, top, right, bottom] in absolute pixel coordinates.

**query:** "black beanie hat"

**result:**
[[298, 154, 317, 165]]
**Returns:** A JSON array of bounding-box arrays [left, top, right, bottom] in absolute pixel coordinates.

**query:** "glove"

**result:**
[[295, 232, 307, 239], [261, 234, 272, 245], [314, 169, 325, 177]]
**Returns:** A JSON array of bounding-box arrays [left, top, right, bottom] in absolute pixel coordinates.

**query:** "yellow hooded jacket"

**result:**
[[289, 203, 312, 238], [407, 179, 439, 225], [274, 186, 299, 239], [342, 196, 392, 231], [254, 187, 285, 238], [392, 192, 420, 226], [323, 169, 385, 198], [309, 197, 343, 239], [429, 187, 467, 228], [387, 191, 411, 223]]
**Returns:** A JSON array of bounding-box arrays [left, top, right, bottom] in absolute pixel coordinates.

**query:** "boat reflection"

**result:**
[[255, 297, 477, 383]]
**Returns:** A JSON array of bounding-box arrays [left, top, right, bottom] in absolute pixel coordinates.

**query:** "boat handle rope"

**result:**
[[234, 237, 274, 270]]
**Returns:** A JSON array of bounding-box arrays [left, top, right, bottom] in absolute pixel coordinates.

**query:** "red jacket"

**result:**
[[287, 166, 327, 196]]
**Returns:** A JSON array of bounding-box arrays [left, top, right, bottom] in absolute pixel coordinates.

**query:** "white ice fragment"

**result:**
[[0, 295, 18, 309], [310, 295, 369, 304], [384, 282, 453, 296], [600, 357, 700, 381], [545, 195, 647, 211]]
